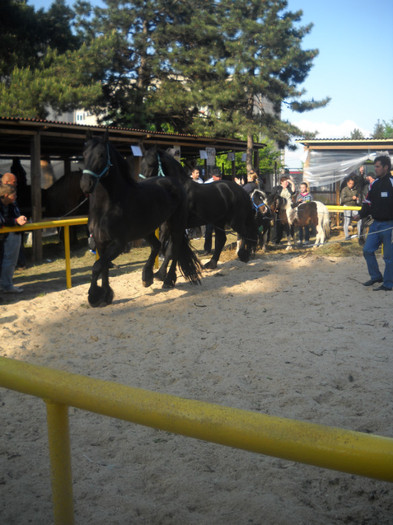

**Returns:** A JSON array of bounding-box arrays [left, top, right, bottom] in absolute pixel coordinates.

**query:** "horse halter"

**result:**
[[251, 193, 269, 213], [83, 143, 112, 181], [138, 153, 166, 179]]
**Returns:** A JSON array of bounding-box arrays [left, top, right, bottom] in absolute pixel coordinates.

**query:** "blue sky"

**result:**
[[30, 0, 393, 167]]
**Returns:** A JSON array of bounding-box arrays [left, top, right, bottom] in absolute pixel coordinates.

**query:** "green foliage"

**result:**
[[216, 140, 282, 180], [0, 47, 102, 119], [350, 128, 365, 139], [372, 119, 393, 139], [0, 0, 81, 77], [0, 0, 326, 161], [71, 0, 326, 149]]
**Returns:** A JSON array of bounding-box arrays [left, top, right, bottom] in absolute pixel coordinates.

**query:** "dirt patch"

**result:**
[[1, 234, 392, 524]]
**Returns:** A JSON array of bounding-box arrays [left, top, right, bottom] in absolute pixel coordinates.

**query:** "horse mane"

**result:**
[[153, 147, 189, 182], [107, 141, 137, 186], [251, 189, 267, 201]]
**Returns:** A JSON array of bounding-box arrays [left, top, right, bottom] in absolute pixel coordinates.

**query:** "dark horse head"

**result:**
[[81, 130, 113, 195]]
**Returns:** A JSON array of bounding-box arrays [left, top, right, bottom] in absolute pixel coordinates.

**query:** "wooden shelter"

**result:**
[[0, 117, 265, 262]]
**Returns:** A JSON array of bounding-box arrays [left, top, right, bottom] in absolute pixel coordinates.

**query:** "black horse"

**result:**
[[140, 147, 258, 270], [250, 189, 272, 252], [80, 132, 202, 307]]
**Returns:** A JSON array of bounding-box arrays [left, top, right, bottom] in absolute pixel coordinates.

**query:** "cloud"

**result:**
[[293, 119, 371, 139], [284, 120, 372, 168]]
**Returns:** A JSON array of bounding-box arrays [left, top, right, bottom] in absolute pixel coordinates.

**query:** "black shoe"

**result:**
[[373, 285, 392, 291], [363, 278, 383, 286]]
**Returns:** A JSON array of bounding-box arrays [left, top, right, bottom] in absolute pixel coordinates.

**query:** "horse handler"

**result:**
[[354, 155, 393, 291]]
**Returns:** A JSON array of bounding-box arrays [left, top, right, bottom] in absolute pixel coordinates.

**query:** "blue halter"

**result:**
[[139, 153, 166, 179], [83, 144, 112, 180], [252, 198, 267, 212]]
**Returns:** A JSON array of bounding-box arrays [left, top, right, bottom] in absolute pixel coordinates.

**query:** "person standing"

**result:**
[[0, 183, 27, 293], [354, 155, 393, 291], [296, 181, 313, 244], [203, 168, 222, 254], [271, 175, 295, 244], [242, 170, 259, 195], [340, 176, 361, 240]]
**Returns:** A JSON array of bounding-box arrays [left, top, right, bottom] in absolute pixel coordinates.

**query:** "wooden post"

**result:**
[[30, 133, 42, 263], [64, 157, 71, 177]]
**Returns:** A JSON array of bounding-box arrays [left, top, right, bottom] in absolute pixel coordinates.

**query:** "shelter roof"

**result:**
[[297, 138, 393, 150], [0, 116, 265, 160]]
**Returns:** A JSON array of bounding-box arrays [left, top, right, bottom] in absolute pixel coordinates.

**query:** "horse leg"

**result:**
[[88, 240, 122, 307], [285, 224, 294, 250], [142, 232, 161, 287], [204, 226, 226, 269], [314, 224, 324, 247]]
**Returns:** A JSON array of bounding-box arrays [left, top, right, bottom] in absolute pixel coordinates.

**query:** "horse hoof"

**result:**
[[88, 285, 114, 307], [162, 281, 175, 289], [104, 287, 114, 305], [142, 279, 153, 287], [237, 248, 250, 263], [204, 260, 218, 270]]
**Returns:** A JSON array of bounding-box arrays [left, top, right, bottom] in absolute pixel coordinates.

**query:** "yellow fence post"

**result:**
[[63, 225, 72, 289], [45, 401, 74, 525]]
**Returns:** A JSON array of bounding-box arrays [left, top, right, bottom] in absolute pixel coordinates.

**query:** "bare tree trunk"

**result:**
[[247, 134, 254, 173]]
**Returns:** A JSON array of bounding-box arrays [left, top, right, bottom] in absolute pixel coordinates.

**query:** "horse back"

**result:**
[[297, 201, 318, 226]]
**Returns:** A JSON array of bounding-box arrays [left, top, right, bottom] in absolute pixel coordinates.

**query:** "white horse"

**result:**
[[268, 194, 330, 249], [286, 200, 330, 247]]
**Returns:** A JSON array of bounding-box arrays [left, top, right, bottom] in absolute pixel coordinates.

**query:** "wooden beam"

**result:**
[[30, 133, 42, 263]]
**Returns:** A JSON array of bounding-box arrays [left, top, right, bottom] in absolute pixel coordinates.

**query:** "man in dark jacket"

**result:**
[[354, 155, 393, 291], [0, 180, 27, 293]]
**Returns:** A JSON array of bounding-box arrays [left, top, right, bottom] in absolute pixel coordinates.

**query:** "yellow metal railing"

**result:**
[[326, 205, 361, 212], [1, 357, 392, 524], [1, 217, 88, 288]]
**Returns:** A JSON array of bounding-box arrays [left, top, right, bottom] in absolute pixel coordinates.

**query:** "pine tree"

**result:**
[[191, 0, 329, 169], [0, 0, 96, 119]]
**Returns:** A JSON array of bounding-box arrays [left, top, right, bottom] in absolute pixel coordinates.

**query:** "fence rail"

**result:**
[[1, 217, 88, 288], [1, 356, 392, 524]]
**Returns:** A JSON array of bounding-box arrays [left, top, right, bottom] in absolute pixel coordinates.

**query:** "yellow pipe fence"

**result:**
[[1, 357, 392, 524], [1, 217, 88, 289], [0, 206, 360, 291]]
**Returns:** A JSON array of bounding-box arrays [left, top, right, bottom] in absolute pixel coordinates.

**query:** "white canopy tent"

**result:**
[[297, 139, 393, 188]]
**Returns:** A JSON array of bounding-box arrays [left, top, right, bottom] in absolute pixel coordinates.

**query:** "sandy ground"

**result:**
[[1, 248, 393, 524]]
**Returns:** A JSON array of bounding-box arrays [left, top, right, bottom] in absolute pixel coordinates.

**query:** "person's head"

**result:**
[[346, 177, 355, 189], [211, 167, 222, 180], [359, 165, 365, 175], [191, 167, 201, 181], [0, 183, 17, 204], [300, 182, 309, 193], [280, 175, 290, 187], [247, 170, 258, 183], [374, 155, 392, 178], [1, 172, 17, 187]]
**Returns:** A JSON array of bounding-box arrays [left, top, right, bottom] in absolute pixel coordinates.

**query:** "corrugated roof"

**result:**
[[297, 138, 393, 147], [0, 116, 266, 159]]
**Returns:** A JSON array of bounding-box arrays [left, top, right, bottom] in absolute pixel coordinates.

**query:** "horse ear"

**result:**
[[86, 130, 92, 141]]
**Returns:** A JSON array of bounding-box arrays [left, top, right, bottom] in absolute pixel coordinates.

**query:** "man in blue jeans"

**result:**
[[354, 155, 393, 291], [0, 178, 28, 293]]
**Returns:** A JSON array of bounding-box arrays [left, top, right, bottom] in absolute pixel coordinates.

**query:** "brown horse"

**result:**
[[267, 194, 330, 248]]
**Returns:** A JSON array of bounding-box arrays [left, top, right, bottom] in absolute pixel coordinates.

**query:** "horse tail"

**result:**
[[317, 201, 330, 239], [177, 233, 203, 284]]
